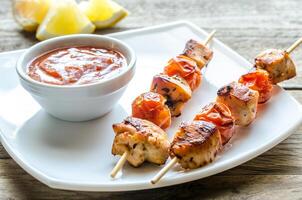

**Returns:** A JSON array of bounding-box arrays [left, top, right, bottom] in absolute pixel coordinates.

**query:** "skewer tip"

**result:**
[[286, 37, 302, 54], [203, 29, 216, 46]]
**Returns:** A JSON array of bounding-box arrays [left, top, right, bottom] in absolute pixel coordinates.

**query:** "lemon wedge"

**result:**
[[36, 0, 95, 41], [79, 0, 128, 29], [12, 0, 51, 32]]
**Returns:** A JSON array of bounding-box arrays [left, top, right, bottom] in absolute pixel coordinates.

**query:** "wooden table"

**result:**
[[1, 0, 302, 199]]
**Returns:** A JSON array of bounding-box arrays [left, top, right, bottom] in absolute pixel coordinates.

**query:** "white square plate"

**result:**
[[0, 21, 301, 191]]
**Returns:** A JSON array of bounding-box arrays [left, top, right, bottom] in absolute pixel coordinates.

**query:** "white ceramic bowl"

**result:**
[[16, 34, 136, 122]]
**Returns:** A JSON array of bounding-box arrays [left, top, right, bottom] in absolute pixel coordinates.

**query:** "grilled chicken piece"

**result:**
[[112, 117, 170, 167], [216, 82, 259, 126], [254, 49, 296, 84], [194, 102, 235, 145], [170, 120, 221, 169], [183, 39, 213, 69], [132, 92, 171, 129], [239, 69, 273, 103], [151, 74, 192, 117], [164, 55, 202, 91]]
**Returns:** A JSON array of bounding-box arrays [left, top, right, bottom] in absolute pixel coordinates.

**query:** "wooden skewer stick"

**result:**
[[110, 151, 129, 178], [151, 157, 178, 184], [286, 37, 302, 54], [204, 30, 216, 46], [150, 30, 216, 185]]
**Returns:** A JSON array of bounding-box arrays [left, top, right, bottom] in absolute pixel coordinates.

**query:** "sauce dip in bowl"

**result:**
[[16, 34, 136, 122]]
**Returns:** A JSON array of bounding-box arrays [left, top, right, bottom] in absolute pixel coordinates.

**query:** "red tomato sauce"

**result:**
[[27, 46, 127, 85]]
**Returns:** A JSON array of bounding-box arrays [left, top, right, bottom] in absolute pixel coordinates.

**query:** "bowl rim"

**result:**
[[16, 34, 136, 90]]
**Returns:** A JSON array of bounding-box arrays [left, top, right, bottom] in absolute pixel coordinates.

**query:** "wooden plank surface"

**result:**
[[1, 0, 302, 199]]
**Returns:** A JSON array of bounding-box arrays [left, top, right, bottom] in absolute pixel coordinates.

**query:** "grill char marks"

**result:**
[[112, 117, 170, 167], [151, 74, 192, 117], [124, 117, 144, 132], [194, 102, 235, 145], [216, 81, 259, 126], [183, 39, 213, 69], [254, 49, 296, 84], [170, 120, 221, 169], [178, 121, 217, 145], [217, 85, 232, 97]]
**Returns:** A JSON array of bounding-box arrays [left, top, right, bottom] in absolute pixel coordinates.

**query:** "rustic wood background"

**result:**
[[1, 0, 302, 199]]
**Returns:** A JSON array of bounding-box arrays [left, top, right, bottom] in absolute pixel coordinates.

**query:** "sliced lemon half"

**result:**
[[36, 0, 95, 41], [79, 0, 129, 29], [12, 0, 51, 32]]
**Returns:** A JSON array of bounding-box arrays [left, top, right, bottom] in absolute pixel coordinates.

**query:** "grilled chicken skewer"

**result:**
[[169, 120, 222, 169], [257, 37, 302, 83], [151, 37, 301, 184], [112, 117, 170, 167], [133, 30, 216, 128], [183, 39, 214, 69], [254, 49, 297, 84], [110, 117, 170, 178], [150, 31, 217, 183], [151, 74, 192, 117], [216, 81, 259, 126], [238, 37, 301, 103], [112, 92, 172, 177], [150, 30, 216, 119], [151, 88, 242, 184], [111, 31, 216, 178], [235, 37, 301, 105], [151, 121, 222, 184]]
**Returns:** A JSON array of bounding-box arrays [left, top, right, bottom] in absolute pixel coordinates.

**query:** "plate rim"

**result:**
[[0, 20, 302, 192]]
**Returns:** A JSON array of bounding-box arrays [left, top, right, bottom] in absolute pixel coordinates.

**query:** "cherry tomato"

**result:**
[[164, 55, 202, 91], [132, 92, 171, 129], [239, 69, 273, 103]]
